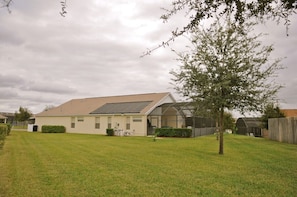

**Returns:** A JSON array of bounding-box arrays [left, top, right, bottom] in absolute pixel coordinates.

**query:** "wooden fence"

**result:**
[[268, 117, 297, 144]]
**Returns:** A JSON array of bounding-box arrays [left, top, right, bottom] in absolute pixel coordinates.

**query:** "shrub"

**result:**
[[6, 124, 12, 136], [155, 128, 192, 138], [41, 125, 66, 133], [106, 128, 114, 136], [0, 124, 8, 148], [0, 124, 10, 136]]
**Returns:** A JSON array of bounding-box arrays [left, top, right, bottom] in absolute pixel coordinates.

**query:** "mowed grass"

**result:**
[[0, 131, 296, 197]]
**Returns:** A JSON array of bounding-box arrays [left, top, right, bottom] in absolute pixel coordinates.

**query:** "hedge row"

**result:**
[[0, 124, 11, 148], [41, 125, 66, 133], [155, 128, 192, 138]]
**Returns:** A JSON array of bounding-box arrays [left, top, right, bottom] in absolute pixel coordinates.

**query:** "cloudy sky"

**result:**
[[0, 0, 296, 115]]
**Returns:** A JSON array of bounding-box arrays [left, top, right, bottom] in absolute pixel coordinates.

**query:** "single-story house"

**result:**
[[35, 92, 186, 136], [0, 112, 15, 124], [0, 114, 7, 123], [236, 117, 262, 137]]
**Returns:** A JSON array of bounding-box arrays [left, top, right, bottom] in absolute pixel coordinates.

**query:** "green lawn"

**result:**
[[0, 131, 296, 197]]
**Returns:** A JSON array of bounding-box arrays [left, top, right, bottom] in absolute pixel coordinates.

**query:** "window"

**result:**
[[95, 117, 100, 129], [108, 117, 112, 129], [77, 117, 84, 122], [133, 116, 142, 122], [126, 116, 130, 130], [71, 117, 75, 128]]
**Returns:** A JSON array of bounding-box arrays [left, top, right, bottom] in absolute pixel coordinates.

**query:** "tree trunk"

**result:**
[[219, 108, 224, 155], [216, 116, 219, 140]]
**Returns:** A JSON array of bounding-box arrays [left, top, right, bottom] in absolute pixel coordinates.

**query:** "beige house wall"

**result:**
[[161, 107, 185, 128], [35, 116, 70, 131], [68, 116, 102, 134], [161, 115, 184, 128], [149, 116, 161, 128], [101, 115, 147, 136], [35, 115, 148, 136]]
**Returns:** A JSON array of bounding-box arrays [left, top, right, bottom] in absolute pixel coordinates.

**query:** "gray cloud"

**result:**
[[20, 81, 77, 94], [0, 74, 25, 87], [0, 88, 19, 99], [0, 0, 296, 114]]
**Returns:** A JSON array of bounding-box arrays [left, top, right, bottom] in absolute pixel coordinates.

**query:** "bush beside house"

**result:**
[[155, 128, 192, 138], [0, 124, 11, 148], [41, 125, 66, 133], [106, 129, 114, 136]]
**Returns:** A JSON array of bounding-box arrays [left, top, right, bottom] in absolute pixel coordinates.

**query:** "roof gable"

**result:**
[[0, 114, 7, 119]]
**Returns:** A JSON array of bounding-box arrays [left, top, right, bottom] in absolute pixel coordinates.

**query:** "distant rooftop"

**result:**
[[281, 109, 297, 117]]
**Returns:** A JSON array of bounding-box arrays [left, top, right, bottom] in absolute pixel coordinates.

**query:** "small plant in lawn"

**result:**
[[153, 132, 159, 142]]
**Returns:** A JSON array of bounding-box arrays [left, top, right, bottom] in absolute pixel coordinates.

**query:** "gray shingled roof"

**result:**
[[90, 101, 152, 114]]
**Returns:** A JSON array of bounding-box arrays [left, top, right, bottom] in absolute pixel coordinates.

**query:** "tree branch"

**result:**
[[141, 0, 297, 57], [60, 0, 67, 17], [1, 0, 13, 13]]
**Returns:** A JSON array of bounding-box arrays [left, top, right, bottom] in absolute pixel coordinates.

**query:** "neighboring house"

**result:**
[[0, 114, 7, 123], [236, 117, 262, 137], [280, 109, 297, 117], [0, 112, 14, 124], [35, 92, 185, 136]]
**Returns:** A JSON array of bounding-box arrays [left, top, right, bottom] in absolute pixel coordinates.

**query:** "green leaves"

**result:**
[[162, 0, 296, 28], [171, 19, 283, 115], [261, 103, 285, 129], [14, 107, 32, 122], [142, 0, 296, 56]]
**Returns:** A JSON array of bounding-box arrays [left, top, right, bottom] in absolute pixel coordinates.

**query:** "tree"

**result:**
[[59, 0, 67, 17], [142, 0, 296, 56], [15, 107, 32, 122], [43, 105, 56, 112], [170, 18, 283, 154], [0, 0, 12, 13], [223, 112, 236, 132], [261, 103, 285, 129], [1, 0, 68, 17], [161, 0, 296, 25]]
